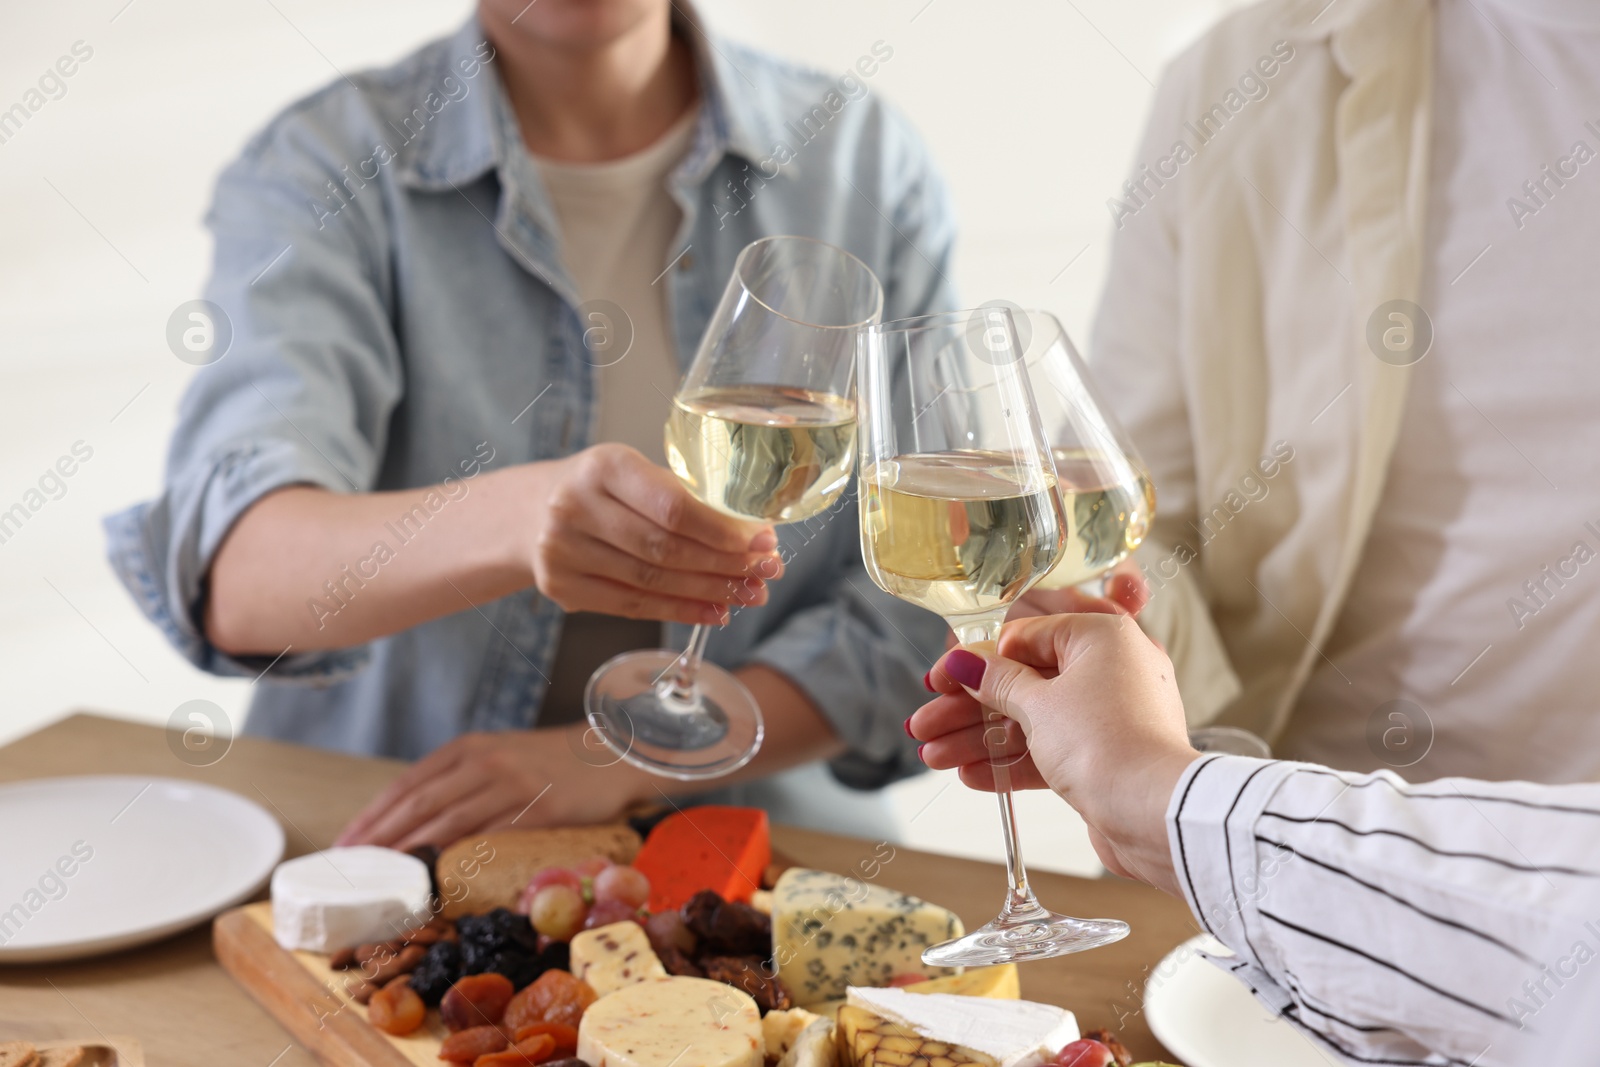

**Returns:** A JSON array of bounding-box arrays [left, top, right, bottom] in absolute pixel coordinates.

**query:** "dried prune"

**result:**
[[441, 972, 515, 1031], [657, 946, 704, 978], [410, 940, 463, 1006], [700, 956, 791, 1014], [680, 890, 723, 941], [367, 975, 426, 1036], [701, 902, 770, 956]]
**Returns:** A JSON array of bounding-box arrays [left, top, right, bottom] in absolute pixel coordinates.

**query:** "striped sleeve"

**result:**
[[1167, 755, 1600, 1066]]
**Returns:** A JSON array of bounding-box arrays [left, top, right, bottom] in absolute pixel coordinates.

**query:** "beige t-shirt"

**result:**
[[534, 111, 697, 723], [536, 111, 696, 464]]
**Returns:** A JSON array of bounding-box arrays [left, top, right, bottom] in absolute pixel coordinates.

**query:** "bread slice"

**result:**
[[36, 1047, 83, 1067], [0, 1040, 37, 1067], [437, 824, 641, 918]]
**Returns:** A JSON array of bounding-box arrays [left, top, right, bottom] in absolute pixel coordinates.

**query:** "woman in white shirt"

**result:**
[[910, 613, 1600, 1066]]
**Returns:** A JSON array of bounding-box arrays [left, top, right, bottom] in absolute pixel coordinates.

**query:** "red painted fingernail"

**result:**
[[922, 669, 935, 692], [945, 649, 986, 689], [904, 716, 915, 738], [917, 743, 927, 764]]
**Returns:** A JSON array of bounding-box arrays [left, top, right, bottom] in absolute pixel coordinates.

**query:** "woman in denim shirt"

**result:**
[[107, 0, 957, 845]]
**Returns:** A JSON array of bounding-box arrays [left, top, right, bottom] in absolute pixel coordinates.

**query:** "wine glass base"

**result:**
[[922, 910, 1130, 967], [584, 649, 763, 781]]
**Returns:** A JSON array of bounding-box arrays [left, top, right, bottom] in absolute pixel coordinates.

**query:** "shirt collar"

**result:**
[[399, 2, 782, 193]]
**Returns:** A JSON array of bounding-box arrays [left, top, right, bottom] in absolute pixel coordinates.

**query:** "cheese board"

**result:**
[[215, 806, 1155, 1067]]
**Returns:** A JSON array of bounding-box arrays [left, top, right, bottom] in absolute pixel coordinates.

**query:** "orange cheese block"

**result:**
[[633, 806, 770, 911]]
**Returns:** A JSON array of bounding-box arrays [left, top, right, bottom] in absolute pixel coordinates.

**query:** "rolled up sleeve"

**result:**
[[104, 100, 403, 680]]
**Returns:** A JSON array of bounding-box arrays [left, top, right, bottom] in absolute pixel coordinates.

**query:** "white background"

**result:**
[[0, 0, 1246, 873]]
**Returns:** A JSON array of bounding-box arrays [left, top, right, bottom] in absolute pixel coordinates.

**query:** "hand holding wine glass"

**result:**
[[856, 305, 1130, 965], [584, 235, 881, 780]]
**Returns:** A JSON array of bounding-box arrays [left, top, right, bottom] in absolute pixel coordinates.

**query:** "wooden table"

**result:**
[[0, 713, 1197, 1064]]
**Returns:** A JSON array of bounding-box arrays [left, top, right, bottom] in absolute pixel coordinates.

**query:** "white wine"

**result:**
[[1033, 448, 1156, 590], [861, 451, 1064, 621], [665, 385, 857, 524]]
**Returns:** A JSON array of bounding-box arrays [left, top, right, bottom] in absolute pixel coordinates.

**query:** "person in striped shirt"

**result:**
[[911, 612, 1600, 1067]]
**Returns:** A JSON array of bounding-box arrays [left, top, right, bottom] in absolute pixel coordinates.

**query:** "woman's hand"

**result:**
[[909, 613, 1200, 896], [525, 443, 784, 625], [335, 726, 654, 849], [1009, 556, 1150, 621]]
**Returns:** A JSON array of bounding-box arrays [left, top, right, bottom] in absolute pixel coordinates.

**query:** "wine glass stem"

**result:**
[[658, 623, 711, 710], [952, 614, 1039, 918]]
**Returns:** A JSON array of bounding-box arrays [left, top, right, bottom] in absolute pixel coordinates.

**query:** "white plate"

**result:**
[[0, 775, 285, 962], [1144, 934, 1327, 1067]]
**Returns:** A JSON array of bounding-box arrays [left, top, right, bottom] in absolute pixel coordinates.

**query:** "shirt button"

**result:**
[[679, 253, 695, 271]]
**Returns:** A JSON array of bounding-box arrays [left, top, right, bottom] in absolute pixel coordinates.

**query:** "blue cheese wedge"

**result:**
[[772, 869, 964, 1006], [842, 987, 1077, 1067], [578, 976, 763, 1067], [570, 920, 667, 996]]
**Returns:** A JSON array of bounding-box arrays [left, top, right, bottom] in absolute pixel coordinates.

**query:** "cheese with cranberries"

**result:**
[[570, 920, 667, 996], [771, 869, 963, 1006], [578, 976, 763, 1067]]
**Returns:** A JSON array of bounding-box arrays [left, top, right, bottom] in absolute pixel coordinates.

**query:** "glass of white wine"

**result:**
[[1018, 311, 1155, 596], [584, 235, 881, 780], [857, 305, 1131, 965]]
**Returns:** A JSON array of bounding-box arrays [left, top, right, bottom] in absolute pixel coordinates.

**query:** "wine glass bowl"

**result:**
[[856, 306, 1130, 965], [584, 236, 882, 780], [1017, 311, 1155, 594]]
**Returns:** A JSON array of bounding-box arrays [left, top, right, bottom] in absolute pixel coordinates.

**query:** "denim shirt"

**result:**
[[104, 13, 955, 785]]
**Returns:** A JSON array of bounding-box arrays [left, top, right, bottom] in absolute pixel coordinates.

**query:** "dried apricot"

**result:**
[[474, 1033, 556, 1066], [510, 1022, 578, 1057], [442, 973, 516, 1031], [503, 970, 596, 1032], [439, 1025, 509, 1063], [367, 975, 425, 1036]]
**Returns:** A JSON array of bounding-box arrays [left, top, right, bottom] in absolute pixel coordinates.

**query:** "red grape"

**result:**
[[528, 884, 587, 940], [643, 910, 696, 955], [593, 865, 651, 908], [584, 898, 642, 930], [1054, 1039, 1114, 1067]]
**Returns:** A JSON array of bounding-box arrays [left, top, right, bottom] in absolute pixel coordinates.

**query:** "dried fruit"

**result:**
[[439, 1025, 510, 1063], [503, 970, 597, 1032], [475, 1033, 556, 1066], [367, 975, 426, 1036], [329, 946, 358, 970], [510, 1021, 579, 1058], [442, 972, 516, 1031], [411, 940, 463, 1005], [699, 956, 791, 1013]]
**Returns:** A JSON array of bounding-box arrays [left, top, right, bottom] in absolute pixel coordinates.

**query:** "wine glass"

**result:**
[[584, 235, 882, 780], [1019, 313, 1250, 757], [1017, 310, 1155, 598], [856, 305, 1131, 965]]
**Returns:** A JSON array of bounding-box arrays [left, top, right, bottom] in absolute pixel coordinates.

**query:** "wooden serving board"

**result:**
[[214, 903, 448, 1067]]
